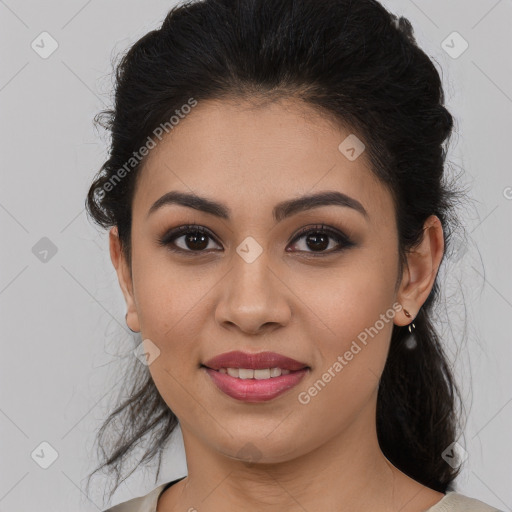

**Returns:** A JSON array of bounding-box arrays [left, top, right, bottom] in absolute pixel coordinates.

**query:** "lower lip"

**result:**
[[203, 367, 309, 402]]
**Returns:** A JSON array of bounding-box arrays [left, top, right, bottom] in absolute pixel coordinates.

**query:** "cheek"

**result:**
[[131, 255, 209, 413], [296, 253, 397, 343], [295, 255, 397, 397], [130, 242, 211, 375], [131, 234, 201, 329], [291, 293, 395, 443]]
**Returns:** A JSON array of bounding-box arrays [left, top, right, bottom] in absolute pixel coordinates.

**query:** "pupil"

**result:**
[[307, 233, 328, 251], [186, 233, 208, 250]]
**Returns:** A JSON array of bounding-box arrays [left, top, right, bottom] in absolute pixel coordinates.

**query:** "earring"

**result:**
[[125, 313, 137, 333], [403, 308, 416, 333]]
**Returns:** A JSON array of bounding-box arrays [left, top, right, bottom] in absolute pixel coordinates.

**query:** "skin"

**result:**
[[109, 97, 446, 512]]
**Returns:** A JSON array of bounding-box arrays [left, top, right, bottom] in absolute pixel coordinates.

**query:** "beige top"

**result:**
[[104, 479, 504, 512]]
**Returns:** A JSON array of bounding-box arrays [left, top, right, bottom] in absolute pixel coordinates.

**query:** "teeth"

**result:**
[[217, 367, 292, 379], [226, 367, 239, 378]]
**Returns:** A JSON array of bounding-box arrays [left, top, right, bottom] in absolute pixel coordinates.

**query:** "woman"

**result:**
[[85, 0, 503, 510]]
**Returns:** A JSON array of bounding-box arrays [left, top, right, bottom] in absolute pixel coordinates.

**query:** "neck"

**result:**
[[160, 396, 443, 512]]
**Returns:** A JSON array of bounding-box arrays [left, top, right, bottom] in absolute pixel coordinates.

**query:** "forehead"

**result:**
[[133, 98, 394, 223]]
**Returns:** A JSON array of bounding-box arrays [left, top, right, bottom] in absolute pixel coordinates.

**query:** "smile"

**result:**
[[202, 366, 309, 402]]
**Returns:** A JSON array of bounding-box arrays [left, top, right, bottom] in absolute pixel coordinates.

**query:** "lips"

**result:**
[[202, 350, 310, 371], [203, 366, 309, 402]]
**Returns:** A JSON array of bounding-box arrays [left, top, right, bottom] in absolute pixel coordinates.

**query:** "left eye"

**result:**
[[288, 225, 353, 254]]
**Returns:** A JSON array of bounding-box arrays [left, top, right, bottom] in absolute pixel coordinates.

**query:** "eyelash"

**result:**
[[157, 224, 355, 257]]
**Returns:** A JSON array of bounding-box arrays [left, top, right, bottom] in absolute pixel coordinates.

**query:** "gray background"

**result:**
[[0, 0, 511, 510]]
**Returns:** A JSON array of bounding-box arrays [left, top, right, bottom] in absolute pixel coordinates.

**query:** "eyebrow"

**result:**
[[147, 190, 368, 222]]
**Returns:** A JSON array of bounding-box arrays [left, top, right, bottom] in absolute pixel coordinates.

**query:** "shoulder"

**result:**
[[102, 483, 169, 512], [102, 486, 503, 512], [426, 491, 504, 512]]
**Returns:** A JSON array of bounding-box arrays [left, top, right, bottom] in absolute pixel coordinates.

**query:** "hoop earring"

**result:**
[[125, 313, 137, 333], [403, 308, 416, 333]]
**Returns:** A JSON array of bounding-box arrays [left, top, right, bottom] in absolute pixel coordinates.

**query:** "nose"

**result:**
[[215, 249, 292, 336]]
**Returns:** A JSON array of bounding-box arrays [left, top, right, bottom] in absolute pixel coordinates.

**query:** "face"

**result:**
[[110, 97, 443, 466]]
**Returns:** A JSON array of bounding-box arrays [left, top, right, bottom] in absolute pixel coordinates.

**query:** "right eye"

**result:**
[[158, 224, 223, 254]]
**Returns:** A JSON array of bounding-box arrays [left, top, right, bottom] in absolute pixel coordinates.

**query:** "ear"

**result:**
[[395, 215, 444, 326], [109, 226, 140, 332]]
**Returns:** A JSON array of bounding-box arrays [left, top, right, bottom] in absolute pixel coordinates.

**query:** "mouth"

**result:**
[[200, 365, 309, 379], [200, 350, 311, 402], [200, 364, 310, 402]]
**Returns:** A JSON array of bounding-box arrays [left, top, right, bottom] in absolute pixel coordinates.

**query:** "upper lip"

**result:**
[[202, 351, 309, 371]]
